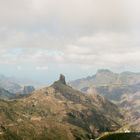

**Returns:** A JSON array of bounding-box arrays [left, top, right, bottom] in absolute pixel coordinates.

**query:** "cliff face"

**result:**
[[23, 86, 35, 94], [69, 70, 140, 131]]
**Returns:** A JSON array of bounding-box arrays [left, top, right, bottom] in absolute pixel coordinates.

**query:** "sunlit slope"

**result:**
[[97, 132, 140, 140], [0, 75, 123, 140]]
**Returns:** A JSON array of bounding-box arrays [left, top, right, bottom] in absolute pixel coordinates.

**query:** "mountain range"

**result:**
[[69, 69, 140, 131], [0, 75, 124, 140], [0, 71, 140, 139], [0, 75, 35, 99], [69, 69, 140, 89]]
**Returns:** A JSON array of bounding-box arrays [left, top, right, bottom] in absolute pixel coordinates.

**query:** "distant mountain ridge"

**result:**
[[0, 88, 14, 100], [0, 74, 22, 93], [0, 74, 35, 99], [69, 69, 140, 90], [69, 69, 140, 101]]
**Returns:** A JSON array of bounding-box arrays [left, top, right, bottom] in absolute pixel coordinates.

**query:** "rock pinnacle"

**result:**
[[59, 74, 66, 85]]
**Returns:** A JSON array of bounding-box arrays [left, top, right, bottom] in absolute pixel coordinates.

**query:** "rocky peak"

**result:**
[[97, 69, 112, 74], [23, 86, 35, 94], [59, 74, 66, 85]]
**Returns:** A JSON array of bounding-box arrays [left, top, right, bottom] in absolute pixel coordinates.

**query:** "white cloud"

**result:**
[[0, 0, 140, 74], [35, 66, 48, 70], [0, 31, 140, 69]]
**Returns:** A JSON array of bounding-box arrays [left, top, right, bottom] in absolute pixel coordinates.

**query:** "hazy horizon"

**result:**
[[1, 68, 140, 85]]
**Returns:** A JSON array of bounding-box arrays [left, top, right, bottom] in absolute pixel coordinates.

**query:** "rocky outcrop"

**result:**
[[59, 74, 66, 85], [23, 86, 35, 94]]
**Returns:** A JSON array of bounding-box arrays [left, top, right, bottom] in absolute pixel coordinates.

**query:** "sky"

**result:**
[[0, 0, 140, 84]]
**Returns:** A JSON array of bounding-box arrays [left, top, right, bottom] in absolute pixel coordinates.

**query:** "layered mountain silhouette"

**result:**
[[0, 88, 14, 100], [0, 75, 123, 140], [69, 69, 140, 105], [69, 69, 140, 90], [0, 75, 22, 93], [69, 69, 140, 131], [0, 75, 35, 99]]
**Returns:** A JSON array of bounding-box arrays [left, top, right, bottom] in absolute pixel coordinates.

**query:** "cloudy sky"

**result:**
[[0, 0, 140, 84]]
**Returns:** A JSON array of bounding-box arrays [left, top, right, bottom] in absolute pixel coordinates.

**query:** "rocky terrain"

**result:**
[[0, 75, 123, 140], [69, 69, 140, 131]]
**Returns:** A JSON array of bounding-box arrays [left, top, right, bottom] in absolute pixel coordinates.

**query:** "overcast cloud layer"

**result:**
[[0, 0, 140, 83]]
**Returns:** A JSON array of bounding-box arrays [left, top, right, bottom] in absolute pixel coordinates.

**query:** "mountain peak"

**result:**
[[58, 74, 66, 85], [97, 69, 112, 74]]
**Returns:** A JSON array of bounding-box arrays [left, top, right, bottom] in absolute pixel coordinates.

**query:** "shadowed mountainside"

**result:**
[[69, 69, 140, 131]]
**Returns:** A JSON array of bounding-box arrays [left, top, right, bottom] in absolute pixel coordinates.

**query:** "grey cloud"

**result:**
[[0, 0, 139, 30], [0, 0, 140, 71]]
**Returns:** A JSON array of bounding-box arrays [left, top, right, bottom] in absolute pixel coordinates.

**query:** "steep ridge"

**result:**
[[69, 69, 140, 131], [0, 75, 123, 140]]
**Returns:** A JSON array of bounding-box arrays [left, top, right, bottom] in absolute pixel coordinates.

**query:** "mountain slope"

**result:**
[[0, 75, 123, 140], [0, 75, 22, 93], [69, 69, 140, 131], [0, 88, 14, 100], [97, 132, 140, 140], [0, 75, 36, 100]]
